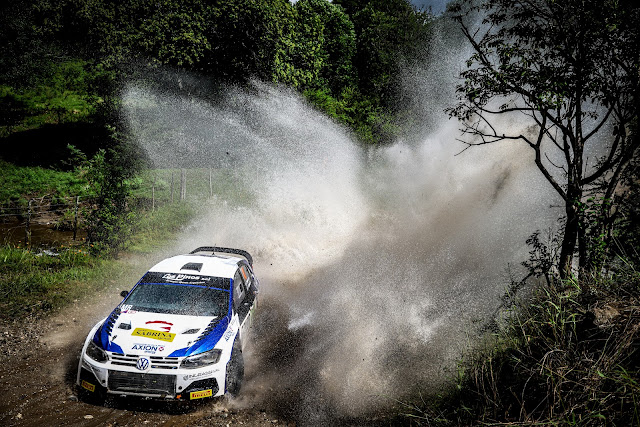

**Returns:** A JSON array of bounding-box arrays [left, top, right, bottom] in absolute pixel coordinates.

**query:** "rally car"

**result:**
[[76, 246, 258, 401]]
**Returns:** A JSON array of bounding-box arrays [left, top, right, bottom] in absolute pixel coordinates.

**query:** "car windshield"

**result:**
[[123, 283, 230, 317]]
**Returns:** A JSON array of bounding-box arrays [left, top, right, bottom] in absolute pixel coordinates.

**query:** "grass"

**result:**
[[0, 159, 203, 317], [0, 246, 115, 318], [128, 202, 197, 253], [0, 199, 199, 319], [0, 160, 90, 203], [409, 264, 640, 426]]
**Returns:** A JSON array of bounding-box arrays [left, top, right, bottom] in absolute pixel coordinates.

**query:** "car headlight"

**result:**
[[86, 340, 108, 363], [181, 349, 222, 369]]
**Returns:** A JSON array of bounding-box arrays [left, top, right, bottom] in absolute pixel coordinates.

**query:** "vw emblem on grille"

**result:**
[[136, 357, 150, 371]]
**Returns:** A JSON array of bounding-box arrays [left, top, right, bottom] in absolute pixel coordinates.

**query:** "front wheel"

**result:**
[[225, 341, 244, 397]]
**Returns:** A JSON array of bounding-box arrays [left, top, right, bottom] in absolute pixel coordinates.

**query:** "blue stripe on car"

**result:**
[[168, 314, 231, 357], [94, 280, 234, 357]]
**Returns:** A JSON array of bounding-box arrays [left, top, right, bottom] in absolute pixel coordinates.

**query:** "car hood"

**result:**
[[93, 309, 230, 358]]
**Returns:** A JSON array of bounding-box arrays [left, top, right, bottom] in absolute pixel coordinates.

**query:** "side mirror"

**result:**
[[120, 290, 129, 298]]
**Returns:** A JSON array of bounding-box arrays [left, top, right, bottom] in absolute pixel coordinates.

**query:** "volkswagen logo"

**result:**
[[136, 357, 150, 371]]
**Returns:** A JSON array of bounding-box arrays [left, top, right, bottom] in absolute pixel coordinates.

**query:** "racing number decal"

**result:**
[[190, 389, 213, 400], [81, 380, 96, 392]]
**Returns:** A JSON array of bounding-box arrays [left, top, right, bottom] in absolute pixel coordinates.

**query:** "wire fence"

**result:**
[[135, 168, 235, 207], [0, 195, 89, 246], [1, 168, 228, 247]]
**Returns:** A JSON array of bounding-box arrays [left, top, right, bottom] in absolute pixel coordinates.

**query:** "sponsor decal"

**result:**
[[162, 273, 212, 285], [189, 389, 213, 400], [223, 327, 235, 341], [132, 343, 165, 354], [183, 369, 218, 381], [136, 357, 150, 371], [81, 380, 96, 392], [132, 328, 176, 342], [120, 304, 133, 313], [145, 320, 173, 332]]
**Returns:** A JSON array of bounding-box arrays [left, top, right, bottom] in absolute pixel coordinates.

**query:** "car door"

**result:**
[[235, 264, 257, 346]]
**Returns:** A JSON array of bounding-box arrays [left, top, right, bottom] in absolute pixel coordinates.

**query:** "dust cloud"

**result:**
[[123, 51, 558, 423]]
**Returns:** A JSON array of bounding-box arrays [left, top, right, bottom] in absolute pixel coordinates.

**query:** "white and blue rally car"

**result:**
[[76, 246, 258, 401]]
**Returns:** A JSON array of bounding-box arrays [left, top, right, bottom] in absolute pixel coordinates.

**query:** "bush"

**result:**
[[411, 265, 640, 425]]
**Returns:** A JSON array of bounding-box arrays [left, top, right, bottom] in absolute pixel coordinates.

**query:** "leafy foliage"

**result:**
[[80, 130, 141, 256], [0, 0, 433, 145], [0, 60, 103, 137]]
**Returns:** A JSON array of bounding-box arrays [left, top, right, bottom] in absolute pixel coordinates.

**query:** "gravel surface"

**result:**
[[0, 272, 292, 427]]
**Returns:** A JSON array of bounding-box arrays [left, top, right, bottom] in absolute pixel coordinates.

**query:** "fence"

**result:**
[[1, 168, 233, 247], [0, 195, 88, 247], [136, 168, 238, 208]]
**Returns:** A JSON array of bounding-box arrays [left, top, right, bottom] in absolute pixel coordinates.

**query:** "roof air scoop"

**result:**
[[181, 262, 203, 272]]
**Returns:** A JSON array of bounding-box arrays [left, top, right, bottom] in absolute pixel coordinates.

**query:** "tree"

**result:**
[[296, 0, 356, 94], [137, 0, 211, 68], [337, 0, 433, 106], [83, 130, 141, 257], [448, 0, 640, 277], [203, 0, 290, 83]]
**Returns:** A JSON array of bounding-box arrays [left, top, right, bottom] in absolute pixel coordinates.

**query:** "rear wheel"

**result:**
[[225, 340, 244, 397]]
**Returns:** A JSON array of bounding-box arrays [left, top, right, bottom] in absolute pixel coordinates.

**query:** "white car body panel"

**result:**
[[76, 247, 258, 400]]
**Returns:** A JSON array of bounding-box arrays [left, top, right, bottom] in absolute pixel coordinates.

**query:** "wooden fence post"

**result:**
[[209, 168, 213, 198], [152, 176, 156, 211], [170, 171, 175, 203], [25, 199, 32, 247], [73, 196, 79, 240], [180, 169, 186, 201]]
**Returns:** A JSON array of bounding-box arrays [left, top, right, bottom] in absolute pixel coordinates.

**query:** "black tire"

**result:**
[[225, 340, 244, 397]]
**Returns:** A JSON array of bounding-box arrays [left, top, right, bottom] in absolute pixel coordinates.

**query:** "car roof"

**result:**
[[148, 253, 243, 279]]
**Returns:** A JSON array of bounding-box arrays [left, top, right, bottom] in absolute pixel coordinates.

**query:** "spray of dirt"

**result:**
[[122, 38, 559, 423]]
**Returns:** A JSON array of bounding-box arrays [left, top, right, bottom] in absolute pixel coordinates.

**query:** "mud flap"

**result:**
[[77, 368, 107, 404], [225, 338, 244, 397]]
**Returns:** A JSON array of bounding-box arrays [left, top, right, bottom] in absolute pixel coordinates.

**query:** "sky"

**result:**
[[411, 0, 450, 14], [290, 0, 451, 16]]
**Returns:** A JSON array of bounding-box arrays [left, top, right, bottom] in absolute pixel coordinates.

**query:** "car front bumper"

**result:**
[[77, 354, 226, 400]]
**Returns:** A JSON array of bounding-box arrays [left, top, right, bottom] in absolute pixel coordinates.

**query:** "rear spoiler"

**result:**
[[190, 246, 254, 266]]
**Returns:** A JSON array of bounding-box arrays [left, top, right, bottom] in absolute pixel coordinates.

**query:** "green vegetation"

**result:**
[[0, 0, 435, 255], [0, 198, 198, 318], [0, 0, 638, 423], [0, 156, 200, 317], [410, 265, 640, 425], [0, 60, 101, 136], [0, 0, 433, 146], [0, 160, 89, 202], [0, 246, 112, 317], [402, 0, 639, 424]]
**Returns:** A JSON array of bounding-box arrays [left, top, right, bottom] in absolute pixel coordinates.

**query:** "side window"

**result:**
[[233, 270, 246, 308], [240, 265, 252, 289]]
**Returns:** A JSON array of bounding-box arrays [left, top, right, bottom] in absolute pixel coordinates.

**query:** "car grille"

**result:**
[[110, 354, 180, 370], [108, 370, 176, 395]]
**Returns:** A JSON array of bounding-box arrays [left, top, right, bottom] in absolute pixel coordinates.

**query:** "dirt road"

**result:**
[[0, 257, 292, 427], [0, 247, 405, 427]]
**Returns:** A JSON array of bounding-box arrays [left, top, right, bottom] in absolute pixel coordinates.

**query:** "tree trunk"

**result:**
[[559, 205, 578, 279], [578, 219, 588, 273], [559, 179, 583, 279]]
